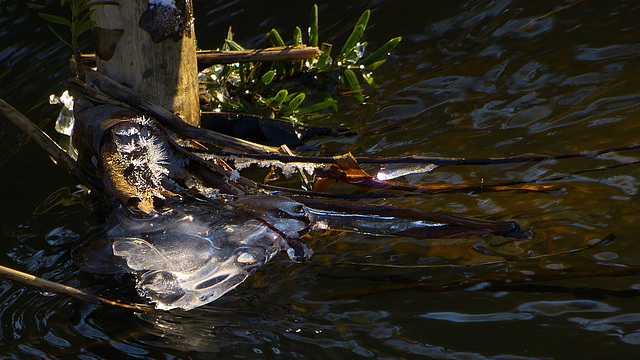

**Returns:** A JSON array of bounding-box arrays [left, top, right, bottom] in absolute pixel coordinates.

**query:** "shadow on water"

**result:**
[[4, 0, 640, 358]]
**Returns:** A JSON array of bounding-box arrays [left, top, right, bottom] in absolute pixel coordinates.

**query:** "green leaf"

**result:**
[[343, 68, 364, 102], [293, 26, 303, 45], [283, 92, 306, 113], [297, 96, 338, 114], [261, 70, 275, 85], [224, 39, 245, 51], [361, 71, 379, 89], [75, 19, 95, 37], [27, 3, 46, 10], [39, 13, 72, 27], [48, 25, 72, 48], [226, 26, 234, 41], [338, 24, 364, 63], [359, 36, 401, 67], [289, 92, 306, 109], [316, 43, 332, 70], [366, 59, 386, 71], [266, 29, 285, 47], [309, 4, 319, 47], [354, 9, 370, 33], [271, 89, 288, 108]]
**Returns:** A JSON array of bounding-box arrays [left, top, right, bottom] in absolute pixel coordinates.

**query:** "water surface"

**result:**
[[3, 0, 640, 358]]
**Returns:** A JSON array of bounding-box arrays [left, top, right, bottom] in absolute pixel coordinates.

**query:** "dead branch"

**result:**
[[196, 143, 640, 167], [0, 264, 153, 311], [0, 98, 79, 177], [80, 45, 322, 69], [69, 70, 282, 154]]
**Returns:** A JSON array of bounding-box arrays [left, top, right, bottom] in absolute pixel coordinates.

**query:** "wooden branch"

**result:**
[[0, 98, 79, 177], [196, 143, 640, 167], [71, 70, 281, 154], [80, 45, 322, 69], [0, 264, 153, 311], [196, 46, 321, 66]]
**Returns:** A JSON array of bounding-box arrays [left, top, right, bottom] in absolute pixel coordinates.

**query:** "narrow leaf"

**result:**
[[338, 24, 364, 63], [354, 9, 370, 33], [76, 19, 95, 37], [224, 39, 245, 51], [271, 89, 288, 108], [309, 4, 319, 47], [261, 70, 275, 85], [361, 72, 379, 89], [316, 43, 332, 70], [287, 93, 306, 111], [39, 13, 72, 27], [343, 69, 364, 102], [293, 26, 303, 45], [48, 25, 72, 48], [266, 29, 285, 47], [297, 97, 338, 114], [27, 3, 46, 10], [359, 36, 402, 67]]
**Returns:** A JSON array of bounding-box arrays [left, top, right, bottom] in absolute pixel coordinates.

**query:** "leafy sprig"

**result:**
[[29, 0, 116, 77], [201, 4, 402, 123]]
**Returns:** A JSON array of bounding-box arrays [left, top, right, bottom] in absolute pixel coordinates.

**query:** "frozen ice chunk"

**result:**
[[73, 196, 314, 310]]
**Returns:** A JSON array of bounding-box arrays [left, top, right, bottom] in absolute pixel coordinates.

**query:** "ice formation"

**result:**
[[73, 195, 312, 310]]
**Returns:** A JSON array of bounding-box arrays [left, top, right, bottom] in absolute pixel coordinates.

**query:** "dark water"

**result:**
[[3, 0, 640, 358]]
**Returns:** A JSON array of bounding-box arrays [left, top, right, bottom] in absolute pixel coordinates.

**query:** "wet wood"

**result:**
[[80, 46, 322, 69], [90, 0, 200, 126], [0, 263, 153, 311], [71, 71, 281, 155]]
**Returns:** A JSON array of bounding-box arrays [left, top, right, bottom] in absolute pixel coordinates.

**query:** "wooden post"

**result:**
[[90, 0, 200, 126]]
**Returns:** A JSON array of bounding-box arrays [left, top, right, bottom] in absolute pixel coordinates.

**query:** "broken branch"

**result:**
[[80, 45, 322, 69]]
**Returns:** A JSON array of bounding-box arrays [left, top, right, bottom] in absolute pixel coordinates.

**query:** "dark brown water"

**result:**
[[3, 0, 640, 358]]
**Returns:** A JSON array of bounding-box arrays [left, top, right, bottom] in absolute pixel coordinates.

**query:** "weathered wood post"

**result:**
[[90, 0, 200, 126]]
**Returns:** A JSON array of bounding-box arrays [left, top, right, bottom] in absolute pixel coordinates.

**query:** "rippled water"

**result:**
[[3, 0, 640, 358]]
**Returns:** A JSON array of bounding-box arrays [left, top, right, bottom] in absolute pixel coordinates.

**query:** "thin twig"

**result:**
[[0, 98, 79, 177], [191, 143, 640, 167], [0, 264, 153, 311]]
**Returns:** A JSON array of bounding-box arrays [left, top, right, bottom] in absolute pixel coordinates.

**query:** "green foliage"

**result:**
[[29, 0, 117, 77], [29, 0, 112, 49], [202, 4, 402, 123]]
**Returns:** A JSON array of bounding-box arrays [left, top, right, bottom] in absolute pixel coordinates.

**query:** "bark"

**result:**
[[90, 0, 200, 126]]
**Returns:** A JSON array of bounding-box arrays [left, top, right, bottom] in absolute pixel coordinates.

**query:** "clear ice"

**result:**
[[73, 196, 313, 310]]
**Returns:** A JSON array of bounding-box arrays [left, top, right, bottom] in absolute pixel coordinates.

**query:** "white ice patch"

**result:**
[[149, 0, 176, 9], [226, 156, 329, 179], [375, 163, 437, 181]]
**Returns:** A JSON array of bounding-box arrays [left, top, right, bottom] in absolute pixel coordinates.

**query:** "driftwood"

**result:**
[[80, 45, 322, 70]]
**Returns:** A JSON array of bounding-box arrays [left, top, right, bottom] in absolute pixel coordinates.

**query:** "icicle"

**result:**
[[375, 163, 437, 181]]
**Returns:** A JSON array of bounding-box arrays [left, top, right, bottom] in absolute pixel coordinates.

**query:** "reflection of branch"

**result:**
[[310, 234, 640, 302], [0, 264, 153, 311], [80, 46, 321, 69], [335, 234, 613, 269], [311, 264, 640, 302]]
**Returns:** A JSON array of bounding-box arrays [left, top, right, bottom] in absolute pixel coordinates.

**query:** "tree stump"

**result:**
[[90, 0, 200, 126]]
